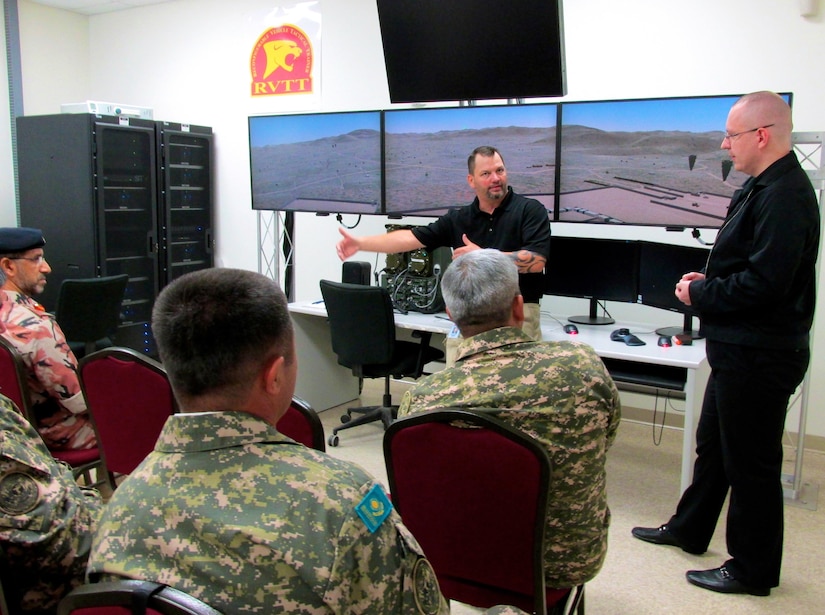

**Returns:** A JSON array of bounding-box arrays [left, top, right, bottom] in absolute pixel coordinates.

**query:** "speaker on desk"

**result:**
[[342, 261, 371, 285]]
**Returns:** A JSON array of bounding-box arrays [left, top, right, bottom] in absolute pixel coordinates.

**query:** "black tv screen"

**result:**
[[637, 241, 709, 313], [545, 236, 640, 324], [383, 104, 557, 217], [557, 94, 779, 228], [376, 0, 566, 104], [248, 111, 382, 214]]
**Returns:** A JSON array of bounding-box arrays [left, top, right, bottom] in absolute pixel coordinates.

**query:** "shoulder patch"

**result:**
[[355, 483, 393, 533], [412, 557, 442, 615], [0, 471, 41, 515]]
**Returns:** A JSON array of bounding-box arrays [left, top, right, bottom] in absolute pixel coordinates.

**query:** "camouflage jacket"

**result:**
[[88, 411, 448, 615], [0, 290, 95, 451], [0, 397, 102, 613], [398, 327, 621, 588]]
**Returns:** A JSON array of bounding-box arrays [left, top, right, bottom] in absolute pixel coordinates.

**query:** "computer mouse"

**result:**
[[658, 335, 672, 347], [563, 324, 579, 334], [610, 328, 646, 346]]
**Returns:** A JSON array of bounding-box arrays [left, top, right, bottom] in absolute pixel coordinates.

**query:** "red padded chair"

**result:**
[[78, 347, 177, 492], [57, 580, 222, 615], [384, 408, 584, 615], [0, 335, 104, 488], [278, 396, 326, 451]]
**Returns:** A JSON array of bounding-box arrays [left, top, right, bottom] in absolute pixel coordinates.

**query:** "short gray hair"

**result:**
[[441, 249, 519, 330]]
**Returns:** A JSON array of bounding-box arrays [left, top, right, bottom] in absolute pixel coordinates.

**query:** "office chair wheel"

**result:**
[[328, 434, 339, 447], [340, 413, 351, 424]]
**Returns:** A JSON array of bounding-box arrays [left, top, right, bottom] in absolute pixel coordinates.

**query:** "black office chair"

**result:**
[[54, 274, 129, 358], [319, 280, 444, 447]]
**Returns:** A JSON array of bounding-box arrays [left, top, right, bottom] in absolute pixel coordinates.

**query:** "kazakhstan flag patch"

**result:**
[[355, 483, 393, 533]]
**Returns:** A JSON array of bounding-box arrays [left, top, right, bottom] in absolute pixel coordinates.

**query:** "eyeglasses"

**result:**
[[722, 124, 775, 142], [9, 255, 46, 265]]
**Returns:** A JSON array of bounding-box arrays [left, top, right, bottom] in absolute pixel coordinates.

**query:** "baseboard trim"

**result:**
[[622, 405, 825, 454]]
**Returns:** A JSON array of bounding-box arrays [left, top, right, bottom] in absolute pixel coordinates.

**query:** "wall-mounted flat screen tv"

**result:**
[[383, 103, 558, 217], [376, 0, 566, 104], [248, 111, 382, 214], [556, 94, 791, 228]]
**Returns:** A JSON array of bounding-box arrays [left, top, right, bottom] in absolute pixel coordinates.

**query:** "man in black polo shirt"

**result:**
[[336, 145, 551, 358]]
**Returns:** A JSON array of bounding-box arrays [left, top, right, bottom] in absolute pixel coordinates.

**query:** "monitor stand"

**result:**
[[568, 298, 615, 326], [656, 313, 703, 339]]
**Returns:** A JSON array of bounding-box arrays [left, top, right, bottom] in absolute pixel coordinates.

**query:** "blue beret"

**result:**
[[0, 227, 46, 253]]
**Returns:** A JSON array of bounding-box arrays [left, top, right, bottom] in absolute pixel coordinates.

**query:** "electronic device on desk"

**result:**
[[545, 237, 640, 325], [342, 261, 371, 286], [610, 328, 646, 346], [380, 225, 451, 314], [637, 241, 709, 338]]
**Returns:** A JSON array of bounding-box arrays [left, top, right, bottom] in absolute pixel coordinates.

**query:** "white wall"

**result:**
[[0, 9, 16, 227], [7, 0, 825, 439]]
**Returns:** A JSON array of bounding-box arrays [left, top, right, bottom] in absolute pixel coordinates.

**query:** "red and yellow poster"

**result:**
[[250, 24, 313, 97], [249, 2, 320, 100]]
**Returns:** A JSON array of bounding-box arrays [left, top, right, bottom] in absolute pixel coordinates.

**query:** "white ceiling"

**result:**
[[26, 0, 176, 16]]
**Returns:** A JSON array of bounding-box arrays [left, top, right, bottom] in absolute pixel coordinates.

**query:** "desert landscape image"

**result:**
[[558, 95, 750, 227], [249, 110, 382, 213], [383, 104, 557, 216], [249, 94, 775, 224]]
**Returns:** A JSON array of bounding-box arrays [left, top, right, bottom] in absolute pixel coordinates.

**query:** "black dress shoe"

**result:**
[[631, 524, 705, 555], [686, 566, 771, 596]]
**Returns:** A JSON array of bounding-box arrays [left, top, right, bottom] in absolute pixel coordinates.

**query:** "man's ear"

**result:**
[[0, 257, 15, 276], [512, 294, 525, 327], [262, 354, 286, 395]]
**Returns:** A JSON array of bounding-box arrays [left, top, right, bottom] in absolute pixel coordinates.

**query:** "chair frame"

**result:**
[[78, 346, 177, 491], [0, 335, 105, 489], [384, 408, 583, 615], [57, 579, 222, 615], [278, 396, 326, 451]]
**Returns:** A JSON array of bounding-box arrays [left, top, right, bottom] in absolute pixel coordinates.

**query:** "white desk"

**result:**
[[289, 300, 709, 494]]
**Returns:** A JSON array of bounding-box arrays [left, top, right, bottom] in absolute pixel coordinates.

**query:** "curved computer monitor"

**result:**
[[544, 236, 640, 325], [637, 241, 710, 337]]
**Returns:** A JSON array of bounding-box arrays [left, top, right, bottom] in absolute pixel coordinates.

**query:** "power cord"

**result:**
[[336, 213, 362, 230], [692, 228, 714, 246]]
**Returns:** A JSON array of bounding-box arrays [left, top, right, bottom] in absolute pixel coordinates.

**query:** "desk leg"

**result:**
[[681, 361, 710, 494], [291, 312, 359, 411]]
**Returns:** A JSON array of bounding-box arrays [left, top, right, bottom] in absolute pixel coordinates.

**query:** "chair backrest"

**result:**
[[0, 335, 35, 423], [384, 408, 554, 615], [278, 396, 326, 451], [55, 275, 129, 351], [319, 280, 395, 368], [78, 347, 176, 484], [57, 580, 223, 615]]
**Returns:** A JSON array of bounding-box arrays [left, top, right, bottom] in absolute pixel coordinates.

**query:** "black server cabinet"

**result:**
[[17, 114, 215, 357], [17, 113, 160, 356], [155, 121, 214, 288]]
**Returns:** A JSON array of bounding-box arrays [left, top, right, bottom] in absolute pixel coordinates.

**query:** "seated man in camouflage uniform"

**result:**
[[0, 227, 96, 452], [0, 395, 102, 613], [399, 249, 621, 591], [87, 268, 448, 615]]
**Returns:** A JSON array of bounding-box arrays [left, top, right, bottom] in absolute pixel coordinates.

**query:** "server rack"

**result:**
[[16, 113, 214, 357], [155, 121, 214, 288]]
